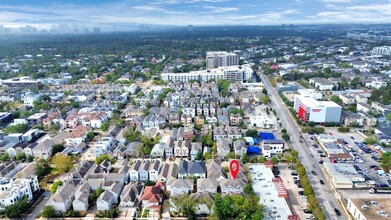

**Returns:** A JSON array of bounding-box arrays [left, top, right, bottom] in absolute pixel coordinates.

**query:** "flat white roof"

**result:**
[[296, 95, 341, 108], [324, 162, 364, 184], [250, 164, 292, 220]]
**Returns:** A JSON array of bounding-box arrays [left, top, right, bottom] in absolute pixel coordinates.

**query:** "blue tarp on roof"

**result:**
[[247, 146, 261, 155], [259, 132, 275, 140], [253, 138, 259, 144]]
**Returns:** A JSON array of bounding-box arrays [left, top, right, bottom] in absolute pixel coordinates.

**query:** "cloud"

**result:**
[[203, 6, 239, 13], [132, 5, 166, 11], [349, 3, 391, 13], [321, 0, 352, 2]]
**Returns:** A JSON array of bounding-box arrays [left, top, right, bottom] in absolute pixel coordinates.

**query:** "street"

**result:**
[[260, 74, 348, 220], [26, 191, 51, 220]]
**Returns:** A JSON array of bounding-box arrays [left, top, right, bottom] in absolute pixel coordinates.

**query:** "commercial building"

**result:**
[[0, 77, 39, 92], [347, 198, 391, 220], [206, 51, 239, 69], [294, 95, 342, 123], [249, 164, 298, 220], [323, 162, 365, 189], [161, 65, 253, 83], [372, 46, 391, 56]]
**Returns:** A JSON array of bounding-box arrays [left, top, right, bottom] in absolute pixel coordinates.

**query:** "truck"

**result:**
[[368, 188, 391, 194]]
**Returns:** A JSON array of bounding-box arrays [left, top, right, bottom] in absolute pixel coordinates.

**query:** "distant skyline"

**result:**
[[1, 0, 391, 30]]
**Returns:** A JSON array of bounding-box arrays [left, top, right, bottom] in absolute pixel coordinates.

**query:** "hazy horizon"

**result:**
[[1, 0, 391, 32]]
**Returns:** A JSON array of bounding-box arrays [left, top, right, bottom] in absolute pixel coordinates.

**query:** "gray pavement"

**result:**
[[260, 74, 347, 220], [26, 191, 51, 220]]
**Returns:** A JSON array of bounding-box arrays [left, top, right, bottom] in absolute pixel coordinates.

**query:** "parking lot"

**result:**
[[302, 128, 390, 187], [278, 164, 309, 219]]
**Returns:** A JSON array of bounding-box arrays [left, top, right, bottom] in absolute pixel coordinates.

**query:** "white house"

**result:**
[[48, 181, 76, 213], [92, 136, 114, 157], [0, 177, 38, 209], [129, 159, 142, 182], [261, 140, 285, 158], [97, 190, 115, 211], [148, 159, 161, 182], [72, 182, 90, 212], [166, 179, 194, 196]]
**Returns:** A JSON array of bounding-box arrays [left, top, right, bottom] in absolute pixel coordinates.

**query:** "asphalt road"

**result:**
[[26, 191, 51, 220], [260, 74, 348, 220]]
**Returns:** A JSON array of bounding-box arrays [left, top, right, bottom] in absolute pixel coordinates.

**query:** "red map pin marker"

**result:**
[[230, 160, 240, 180]]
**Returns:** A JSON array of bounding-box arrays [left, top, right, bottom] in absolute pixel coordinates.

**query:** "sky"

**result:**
[[1, 0, 391, 30]]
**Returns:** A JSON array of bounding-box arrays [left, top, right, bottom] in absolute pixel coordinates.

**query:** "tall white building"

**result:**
[[372, 46, 391, 56], [0, 177, 39, 210], [161, 65, 253, 83], [206, 51, 239, 69]]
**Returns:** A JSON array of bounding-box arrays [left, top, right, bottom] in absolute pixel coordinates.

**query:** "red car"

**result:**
[[329, 132, 333, 135]]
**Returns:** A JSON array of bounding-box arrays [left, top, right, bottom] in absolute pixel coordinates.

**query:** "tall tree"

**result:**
[[52, 154, 73, 173]]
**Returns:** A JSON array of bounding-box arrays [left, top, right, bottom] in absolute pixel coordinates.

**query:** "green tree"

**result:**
[[52, 144, 65, 155], [330, 95, 342, 104], [41, 205, 55, 218], [260, 96, 270, 104], [271, 157, 279, 165], [100, 121, 109, 131], [258, 156, 267, 163], [242, 153, 248, 163], [243, 183, 255, 196], [364, 136, 378, 145], [217, 79, 231, 97], [96, 186, 104, 197], [27, 155, 34, 162], [380, 152, 391, 173], [35, 159, 51, 178], [204, 152, 213, 160], [245, 129, 259, 138], [87, 131, 95, 140], [195, 152, 202, 160], [0, 154, 9, 162], [262, 88, 268, 95], [386, 112, 391, 122], [4, 196, 29, 218], [201, 134, 214, 148], [52, 154, 73, 173], [226, 152, 237, 160], [16, 152, 25, 160], [3, 124, 28, 134], [51, 180, 63, 193], [95, 154, 116, 164], [124, 127, 142, 142], [282, 133, 290, 142], [171, 194, 197, 220]]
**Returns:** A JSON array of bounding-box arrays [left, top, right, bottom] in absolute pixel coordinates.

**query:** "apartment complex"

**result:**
[[372, 46, 391, 56], [206, 51, 239, 69], [161, 65, 253, 83]]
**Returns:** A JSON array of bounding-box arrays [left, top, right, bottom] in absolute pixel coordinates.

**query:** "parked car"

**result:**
[[334, 208, 341, 216], [351, 136, 355, 140], [320, 180, 325, 185], [319, 160, 324, 164], [311, 170, 317, 175]]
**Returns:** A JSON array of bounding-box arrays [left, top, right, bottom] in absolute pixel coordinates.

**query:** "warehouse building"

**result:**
[[293, 95, 342, 123]]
